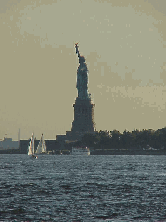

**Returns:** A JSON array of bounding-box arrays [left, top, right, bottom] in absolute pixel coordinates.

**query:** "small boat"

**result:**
[[35, 134, 47, 155], [71, 147, 90, 155], [28, 133, 38, 159]]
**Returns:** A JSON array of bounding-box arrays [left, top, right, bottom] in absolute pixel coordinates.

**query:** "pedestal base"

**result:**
[[56, 97, 96, 142], [71, 97, 95, 133]]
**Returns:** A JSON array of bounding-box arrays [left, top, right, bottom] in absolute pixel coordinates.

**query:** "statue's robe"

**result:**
[[77, 62, 89, 99]]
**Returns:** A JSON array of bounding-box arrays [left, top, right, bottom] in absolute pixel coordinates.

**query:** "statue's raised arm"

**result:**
[[75, 42, 80, 58]]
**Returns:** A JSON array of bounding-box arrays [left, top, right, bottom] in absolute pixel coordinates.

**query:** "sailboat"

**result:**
[[28, 133, 38, 159], [35, 134, 47, 155]]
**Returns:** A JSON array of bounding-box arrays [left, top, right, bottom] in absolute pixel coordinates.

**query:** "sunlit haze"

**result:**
[[0, 0, 165, 140]]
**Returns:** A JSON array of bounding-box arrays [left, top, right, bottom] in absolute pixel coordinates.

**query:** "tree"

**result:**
[[81, 133, 98, 147], [121, 129, 132, 148], [110, 130, 121, 148], [97, 130, 111, 149]]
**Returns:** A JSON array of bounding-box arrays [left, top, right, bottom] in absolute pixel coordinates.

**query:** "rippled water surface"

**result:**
[[0, 154, 165, 221]]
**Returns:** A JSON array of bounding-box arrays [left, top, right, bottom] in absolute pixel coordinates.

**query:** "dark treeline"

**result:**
[[73, 127, 166, 150]]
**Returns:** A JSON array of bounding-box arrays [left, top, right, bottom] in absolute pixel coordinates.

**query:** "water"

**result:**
[[0, 154, 165, 221]]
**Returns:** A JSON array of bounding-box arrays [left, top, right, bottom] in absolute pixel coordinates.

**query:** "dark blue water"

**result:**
[[0, 154, 165, 221]]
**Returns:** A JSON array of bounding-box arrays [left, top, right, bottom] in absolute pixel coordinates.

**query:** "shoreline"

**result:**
[[0, 149, 165, 155]]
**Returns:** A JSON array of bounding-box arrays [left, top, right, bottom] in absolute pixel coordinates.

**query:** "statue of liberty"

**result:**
[[75, 43, 90, 100]]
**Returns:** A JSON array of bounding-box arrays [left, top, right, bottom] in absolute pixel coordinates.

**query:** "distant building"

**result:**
[[0, 137, 19, 150]]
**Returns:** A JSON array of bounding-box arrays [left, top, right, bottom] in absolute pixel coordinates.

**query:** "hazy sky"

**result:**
[[0, 0, 165, 140]]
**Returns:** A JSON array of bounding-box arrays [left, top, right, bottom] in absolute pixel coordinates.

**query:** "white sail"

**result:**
[[28, 133, 34, 155], [35, 138, 42, 154], [35, 134, 47, 154], [42, 134, 46, 153]]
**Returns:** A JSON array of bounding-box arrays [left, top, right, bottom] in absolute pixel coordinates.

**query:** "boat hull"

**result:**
[[71, 147, 90, 156], [35, 152, 47, 155], [30, 154, 38, 159]]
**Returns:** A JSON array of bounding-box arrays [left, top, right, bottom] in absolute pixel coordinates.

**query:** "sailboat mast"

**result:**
[[32, 133, 34, 154], [42, 134, 44, 152], [18, 128, 20, 148]]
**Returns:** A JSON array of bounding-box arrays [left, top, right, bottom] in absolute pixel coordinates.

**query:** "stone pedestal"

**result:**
[[56, 97, 96, 142], [71, 97, 95, 133]]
